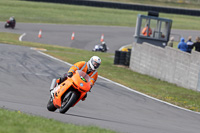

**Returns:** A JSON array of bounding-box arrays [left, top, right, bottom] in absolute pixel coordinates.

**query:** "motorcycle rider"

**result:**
[[53, 56, 101, 101], [93, 41, 107, 52], [9, 16, 15, 22], [6, 16, 16, 28], [101, 41, 107, 52]]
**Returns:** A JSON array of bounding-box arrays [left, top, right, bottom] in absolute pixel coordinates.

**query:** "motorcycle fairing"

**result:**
[[53, 70, 91, 108], [53, 79, 73, 108]]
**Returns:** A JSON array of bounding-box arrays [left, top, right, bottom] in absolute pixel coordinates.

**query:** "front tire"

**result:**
[[59, 91, 78, 114], [47, 97, 57, 112], [4, 24, 8, 28]]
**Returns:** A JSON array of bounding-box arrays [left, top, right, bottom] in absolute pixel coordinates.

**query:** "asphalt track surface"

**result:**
[[1, 22, 200, 53], [1, 22, 200, 133]]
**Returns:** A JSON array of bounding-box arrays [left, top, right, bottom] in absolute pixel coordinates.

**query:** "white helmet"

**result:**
[[88, 56, 101, 71]]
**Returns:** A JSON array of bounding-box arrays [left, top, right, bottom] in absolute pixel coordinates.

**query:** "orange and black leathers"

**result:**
[[68, 61, 98, 87]]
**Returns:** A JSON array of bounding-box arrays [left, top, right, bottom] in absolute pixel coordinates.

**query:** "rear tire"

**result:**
[[47, 97, 57, 112], [59, 91, 78, 114]]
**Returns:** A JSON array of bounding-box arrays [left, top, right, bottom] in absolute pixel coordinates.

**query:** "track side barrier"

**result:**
[[25, 0, 200, 16]]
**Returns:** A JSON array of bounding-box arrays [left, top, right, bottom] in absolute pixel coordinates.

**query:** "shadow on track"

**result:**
[[64, 113, 134, 126]]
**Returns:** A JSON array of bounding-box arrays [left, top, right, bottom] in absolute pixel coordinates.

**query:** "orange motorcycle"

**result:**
[[47, 70, 91, 113]]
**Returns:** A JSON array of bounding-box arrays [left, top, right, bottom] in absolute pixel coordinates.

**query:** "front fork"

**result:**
[[50, 78, 57, 99]]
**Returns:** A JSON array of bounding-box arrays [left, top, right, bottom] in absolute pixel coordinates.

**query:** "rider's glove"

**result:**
[[56, 78, 60, 84], [67, 72, 73, 77], [57, 73, 68, 84]]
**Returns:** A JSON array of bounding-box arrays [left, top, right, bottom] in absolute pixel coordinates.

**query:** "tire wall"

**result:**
[[114, 50, 131, 66]]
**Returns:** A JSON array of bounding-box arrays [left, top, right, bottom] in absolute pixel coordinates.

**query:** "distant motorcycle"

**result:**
[[92, 44, 108, 52], [5, 19, 16, 29]]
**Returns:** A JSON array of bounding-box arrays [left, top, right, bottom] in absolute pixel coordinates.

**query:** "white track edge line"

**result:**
[[37, 50, 200, 115], [19, 33, 26, 41]]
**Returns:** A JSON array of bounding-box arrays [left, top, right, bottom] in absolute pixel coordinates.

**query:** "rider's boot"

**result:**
[[82, 93, 87, 101]]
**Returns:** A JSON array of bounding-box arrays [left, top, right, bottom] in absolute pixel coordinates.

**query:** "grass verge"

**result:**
[[0, 108, 116, 133]]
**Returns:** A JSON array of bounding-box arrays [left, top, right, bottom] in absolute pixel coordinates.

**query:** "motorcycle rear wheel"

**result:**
[[59, 91, 78, 114]]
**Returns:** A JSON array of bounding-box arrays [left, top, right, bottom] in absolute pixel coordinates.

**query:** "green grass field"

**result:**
[[0, 109, 116, 133], [1, 0, 200, 132], [1, 0, 200, 30]]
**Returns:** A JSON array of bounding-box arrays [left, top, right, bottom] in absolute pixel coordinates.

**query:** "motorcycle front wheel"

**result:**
[[47, 97, 57, 112], [59, 91, 78, 114], [4, 23, 9, 28]]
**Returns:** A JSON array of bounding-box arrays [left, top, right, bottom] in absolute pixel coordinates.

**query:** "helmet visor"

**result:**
[[92, 60, 100, 69]]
